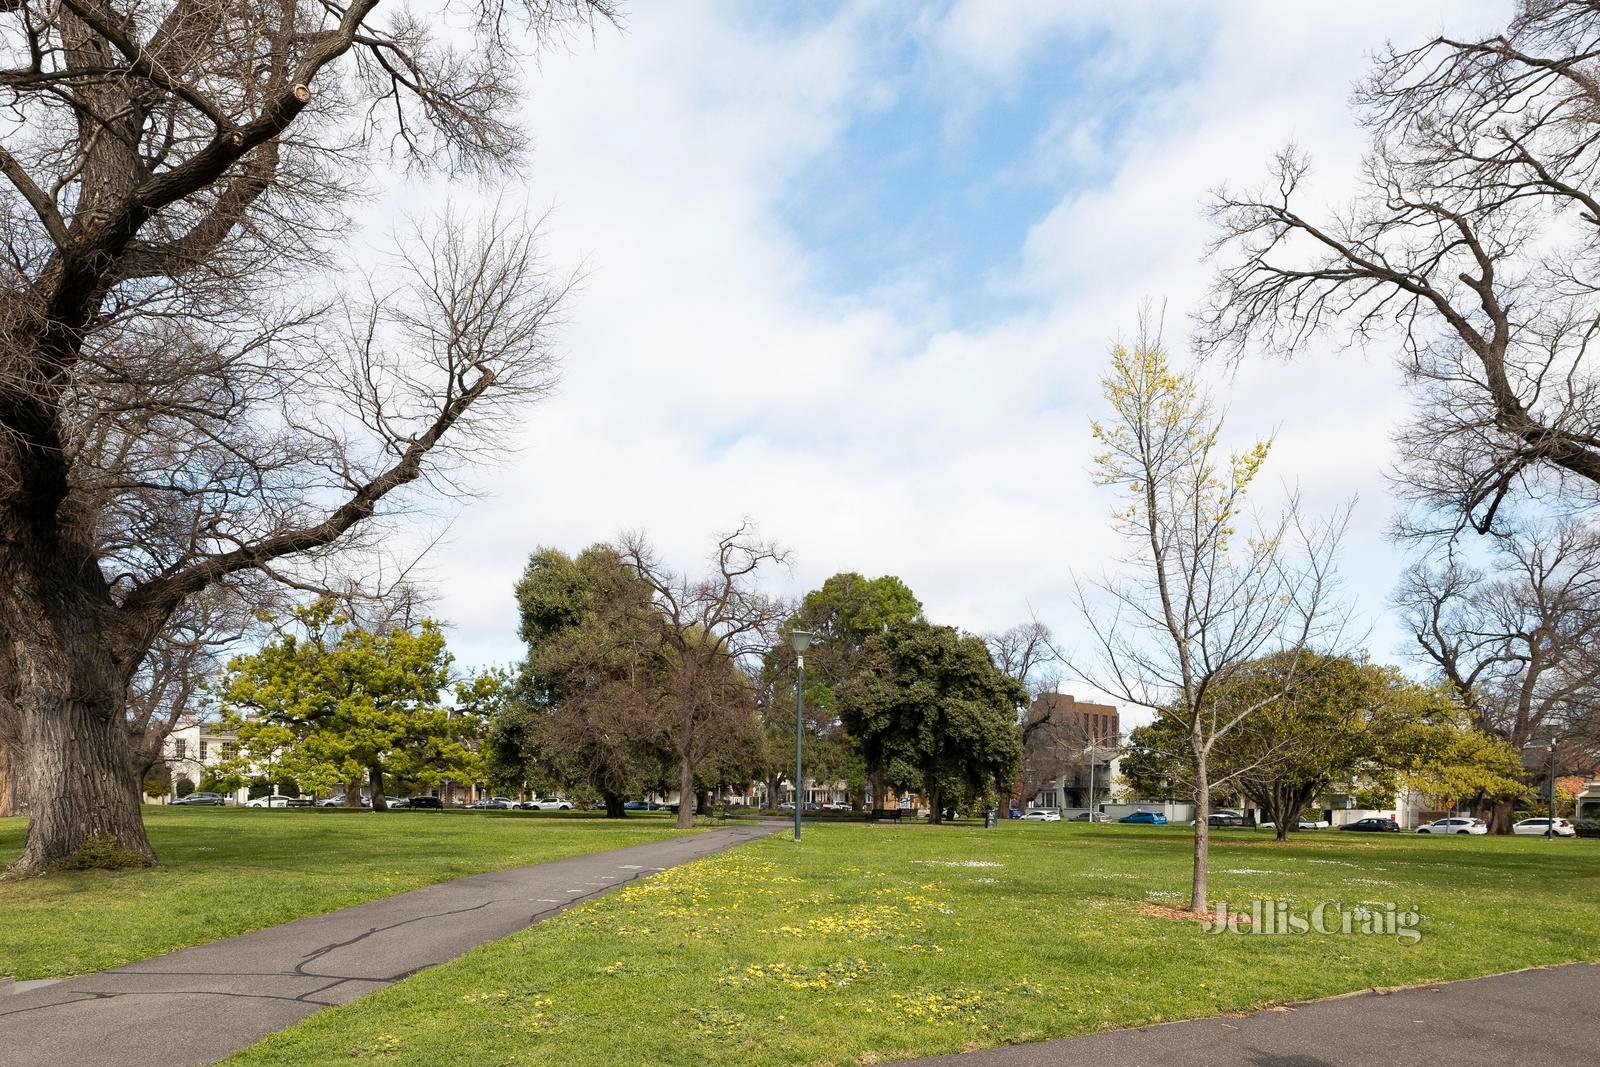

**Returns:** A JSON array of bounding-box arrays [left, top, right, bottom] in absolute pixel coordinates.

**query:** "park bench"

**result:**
[[866, 808, 904, 824]]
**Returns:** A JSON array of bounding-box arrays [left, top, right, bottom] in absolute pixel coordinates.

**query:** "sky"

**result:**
[[366, 0, 1510, 716]]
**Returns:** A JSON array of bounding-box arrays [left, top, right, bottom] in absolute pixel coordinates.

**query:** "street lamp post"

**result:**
[[1523, 735, 1560, 841], [1546, 738, 1557, 841], [790, 630, 814, 843]]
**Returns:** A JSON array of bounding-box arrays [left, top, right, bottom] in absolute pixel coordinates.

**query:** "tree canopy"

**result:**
[[215, 601, 486, 808], [839, 618, 1024, 822]]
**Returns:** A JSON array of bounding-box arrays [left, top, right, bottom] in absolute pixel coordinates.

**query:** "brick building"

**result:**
[[1020, 693, 1121, 811]]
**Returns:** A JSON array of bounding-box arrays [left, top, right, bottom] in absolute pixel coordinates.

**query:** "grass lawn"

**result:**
[[231, 821, 1600, 1067], [0, 806, 692, 980]]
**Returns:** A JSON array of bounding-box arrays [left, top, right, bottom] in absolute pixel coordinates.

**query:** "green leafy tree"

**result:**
[[1125, 655, 1529, 836], [761, 573, 923, 809], [215, 601, 485, 810], [838, 619, 1023, 822], [490, 545, 673, 817]]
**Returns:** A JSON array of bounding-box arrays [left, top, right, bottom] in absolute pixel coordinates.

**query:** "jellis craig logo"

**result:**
[[1203, 900, 1423, 944]]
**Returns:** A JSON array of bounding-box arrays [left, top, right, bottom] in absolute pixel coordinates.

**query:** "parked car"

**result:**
[[1339, 817, 1401, 833], [246, 794, 311, 808], [623, 800, 665, 811], [1007, 808, 1023, 819], [1021, 809, 1061, 822], [520, 796, 573, 811], [1071, 811, 1110, 822], [172, 791, 225, 806], [471, 796, 517, 810], [406, 795, 444, 809], [1205, 811, 1253, 827], [1513, 817, 1576, 837], [382, 796, 409, 809], [1119, 810, 1168, 825], [1416, 816, 1488, 835], [317, 795, 371, 808]]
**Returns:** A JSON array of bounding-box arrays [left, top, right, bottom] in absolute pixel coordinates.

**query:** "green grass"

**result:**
[[230, 822, 1600, 1067], [0, 806, 692, 980]]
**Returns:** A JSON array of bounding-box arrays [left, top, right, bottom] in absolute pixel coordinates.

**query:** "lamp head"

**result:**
[[789, 629, 814, 655]]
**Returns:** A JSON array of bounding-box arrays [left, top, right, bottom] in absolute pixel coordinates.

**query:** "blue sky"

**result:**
[[369, 0, 1509, 720]]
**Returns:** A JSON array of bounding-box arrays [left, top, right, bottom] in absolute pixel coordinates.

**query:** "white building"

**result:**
[[157, 719, 248, 804]]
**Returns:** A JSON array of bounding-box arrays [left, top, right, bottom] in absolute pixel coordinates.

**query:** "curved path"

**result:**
[[902, 961, 1600, 1067], [0, 820, 779, 1067]]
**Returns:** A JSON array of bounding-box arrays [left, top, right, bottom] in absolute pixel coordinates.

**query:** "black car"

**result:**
[[406, 795, 444, 809], [1208, 812, 1253, 827], [173, 791, 226, 806], [1339, 817, 1401, 833]]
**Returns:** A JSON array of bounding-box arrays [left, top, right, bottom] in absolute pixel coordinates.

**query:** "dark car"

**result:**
[[406, 795, 444, 809], [173, 791, 225, 806], [1339, 817, 1401, 833], [1208, 812, 1253, 827], [1008, 808, 1023, 819]]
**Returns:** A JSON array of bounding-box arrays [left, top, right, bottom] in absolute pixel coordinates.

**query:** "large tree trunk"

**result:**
[[3, 519, 157, 877], [602, 791, 626, 818], [0, 741, 18, 818], [1486, 798, 1515, 834], [10, 687, 154, 877], [675, 754, 695, 830], [368, 765, 388, 811], [927, 784, 943, 825], [1190, 746, 1211, 913]]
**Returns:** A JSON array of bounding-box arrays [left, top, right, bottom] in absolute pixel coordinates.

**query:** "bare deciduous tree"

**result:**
[[620, 525, 790, 830], [1076, 332, 1346, 912], [0, 0, 609, 876], [1200, 2, 1600, 536], [1394, 516, 1600, 827], [985, 619, 1060, 700]]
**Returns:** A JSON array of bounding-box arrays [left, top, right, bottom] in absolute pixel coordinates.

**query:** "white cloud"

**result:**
[[361, 1, 1509, 720]]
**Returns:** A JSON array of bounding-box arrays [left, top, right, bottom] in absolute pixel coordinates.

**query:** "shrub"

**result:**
[[1574, 820, 1600, 839], [174, 776, 196, 798]]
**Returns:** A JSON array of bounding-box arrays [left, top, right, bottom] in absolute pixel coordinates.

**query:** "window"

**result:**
[[221, 742, 237, 760], [174, 738, 187, 760], [200, 741, 209, 761]]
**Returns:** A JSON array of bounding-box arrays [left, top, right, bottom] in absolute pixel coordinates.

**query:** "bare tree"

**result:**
[[620, 525, 790, 830], [1200, 2, 1600, 536], [1394, 516, 1600, 827], [1076, 331, 1347, 912], [985, 620, 1060, 700], [0, 0, 608, 876]]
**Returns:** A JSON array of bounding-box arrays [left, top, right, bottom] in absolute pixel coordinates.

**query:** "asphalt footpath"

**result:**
[[0, 820, 780, 1067], [901, 961, 1600, 1067]]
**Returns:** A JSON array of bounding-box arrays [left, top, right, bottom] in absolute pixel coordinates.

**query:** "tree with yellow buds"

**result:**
[[1077, 323, 1349, 913]]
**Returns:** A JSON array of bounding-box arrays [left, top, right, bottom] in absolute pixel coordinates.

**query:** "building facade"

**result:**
[[158, 719, 248, 804], [1021, 693, 1121, 811]]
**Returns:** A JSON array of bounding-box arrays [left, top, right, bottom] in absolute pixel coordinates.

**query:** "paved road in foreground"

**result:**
[[904, 961, 1600, 1067], [0, 821, 780, 1067]]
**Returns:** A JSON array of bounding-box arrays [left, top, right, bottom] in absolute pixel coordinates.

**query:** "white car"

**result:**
[[520, 796, 573, 811], [1022, 809, 1061, 822], [1513, 817, 1576, 837], [246, 794, 310, 808], [1416, 816, 1488, 835]]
